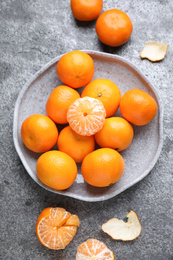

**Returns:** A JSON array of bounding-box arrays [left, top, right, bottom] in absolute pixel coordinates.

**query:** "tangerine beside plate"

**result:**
[[13, 51, 163, 202]]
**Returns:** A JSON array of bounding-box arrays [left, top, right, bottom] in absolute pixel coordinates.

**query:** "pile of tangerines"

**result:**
[[21, 50, 157, 192], [20, 1, 158, 257]]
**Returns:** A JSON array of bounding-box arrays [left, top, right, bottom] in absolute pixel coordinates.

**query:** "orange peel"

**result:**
[[101, 210, 141, 241], [140, 41, 168, 62]]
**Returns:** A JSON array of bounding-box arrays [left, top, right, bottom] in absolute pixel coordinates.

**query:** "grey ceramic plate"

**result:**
[[13, 50, 163, 202]]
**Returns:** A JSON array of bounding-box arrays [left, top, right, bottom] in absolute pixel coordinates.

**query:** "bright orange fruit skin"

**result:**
[[56, 51, 94, 88], [81, 148, 125, 187], [21, 114, 58, 153], [36, 150, 77, 190], [36, 207, 80, 250], [95, 9, 133, 47], [95, 117, 134, 151], [120, 89, 158, 126], [71, 0, 103, 21], [81, 78, 121, 117], [57, 126, 95, 163], [46, 85, 80, 124]]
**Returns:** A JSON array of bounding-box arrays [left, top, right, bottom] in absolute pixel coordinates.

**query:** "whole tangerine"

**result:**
[[46, 85, 80, 124], [120, 89, 158, 126], [21, 114, 58, 153], [36, 150, 77, 190], [81, 148, 125, 187], [57, 126, 95, 163], [81, 78, 121, 117], [56, 50, 94, 88], [95, 117, 134, 151], [71, 0, 103, 21], [95, 9, 133, 47]]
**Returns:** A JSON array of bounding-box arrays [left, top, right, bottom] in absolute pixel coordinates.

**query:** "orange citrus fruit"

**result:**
[[67, 97, 106, 136], [81, 148, 125, 187], [36, 207, 80, 250], [21, 114, 58, 153], [71, 0, 103, 21], [46, 85, 80, 124], [95, 117, 134, 151], [81, 78, 121, 117], [76, 239, 114, 260], [57, 126, 95, 163], [56, 50, 94, 88], [36, 150, 77, 190], [120, 89, 158, 126], [95, 9, 133, 47]]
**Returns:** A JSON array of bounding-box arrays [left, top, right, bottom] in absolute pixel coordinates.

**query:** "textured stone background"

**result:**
[[1, 0, 173, 259]]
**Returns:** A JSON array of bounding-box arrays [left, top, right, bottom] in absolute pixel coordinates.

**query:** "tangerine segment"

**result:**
[[71, 0, 103, 21], [76, 239, 114, 260], [81, 78, 121, 117], [56, 50, 94, 89], [57, 126, 95, 163], [81, 148, 125, 187], [36, 207, 80, 250], [67, 97, 106, 136]]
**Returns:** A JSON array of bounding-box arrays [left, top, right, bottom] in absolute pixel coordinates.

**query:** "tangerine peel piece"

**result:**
[[101, 210, 141, 241], [140, 41, 168, 62]]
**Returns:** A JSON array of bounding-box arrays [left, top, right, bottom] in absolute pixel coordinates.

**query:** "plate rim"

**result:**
[[13, 50, 163, 202]]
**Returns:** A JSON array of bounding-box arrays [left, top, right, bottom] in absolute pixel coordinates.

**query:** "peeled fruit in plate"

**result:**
[[101, 210, 141, 241], [67, 97, 106, 136], [36, 207, 80, 250]]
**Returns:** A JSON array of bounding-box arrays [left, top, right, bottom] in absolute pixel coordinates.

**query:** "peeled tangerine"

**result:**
[[67, 97, 106, 136], [140, 41, 168, 62], [36, 207, 80, 250], [102, 210, 141, 241], [76, 238, 114, 260]]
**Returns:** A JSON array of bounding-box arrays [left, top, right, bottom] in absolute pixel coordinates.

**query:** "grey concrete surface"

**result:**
[[1, 0, 173, 259]]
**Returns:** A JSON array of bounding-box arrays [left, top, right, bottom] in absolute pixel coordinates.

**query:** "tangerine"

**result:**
[[21, 114, 58, 153], [71, 0, 103, 21], [57, 126, 95, 163], [36, 150, 77, 190], [95, 117, 134, 151], [76, 239, 114, 260], [81, 78, 121, 117], [56, 50, 94, 88], [67, 97, 106, 136], [120, 89, 158, 126], [46, 85, 80, 124], [95, 9, 133, 47], [81, 148, 125, 187], [36, 207, 80, 250]]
